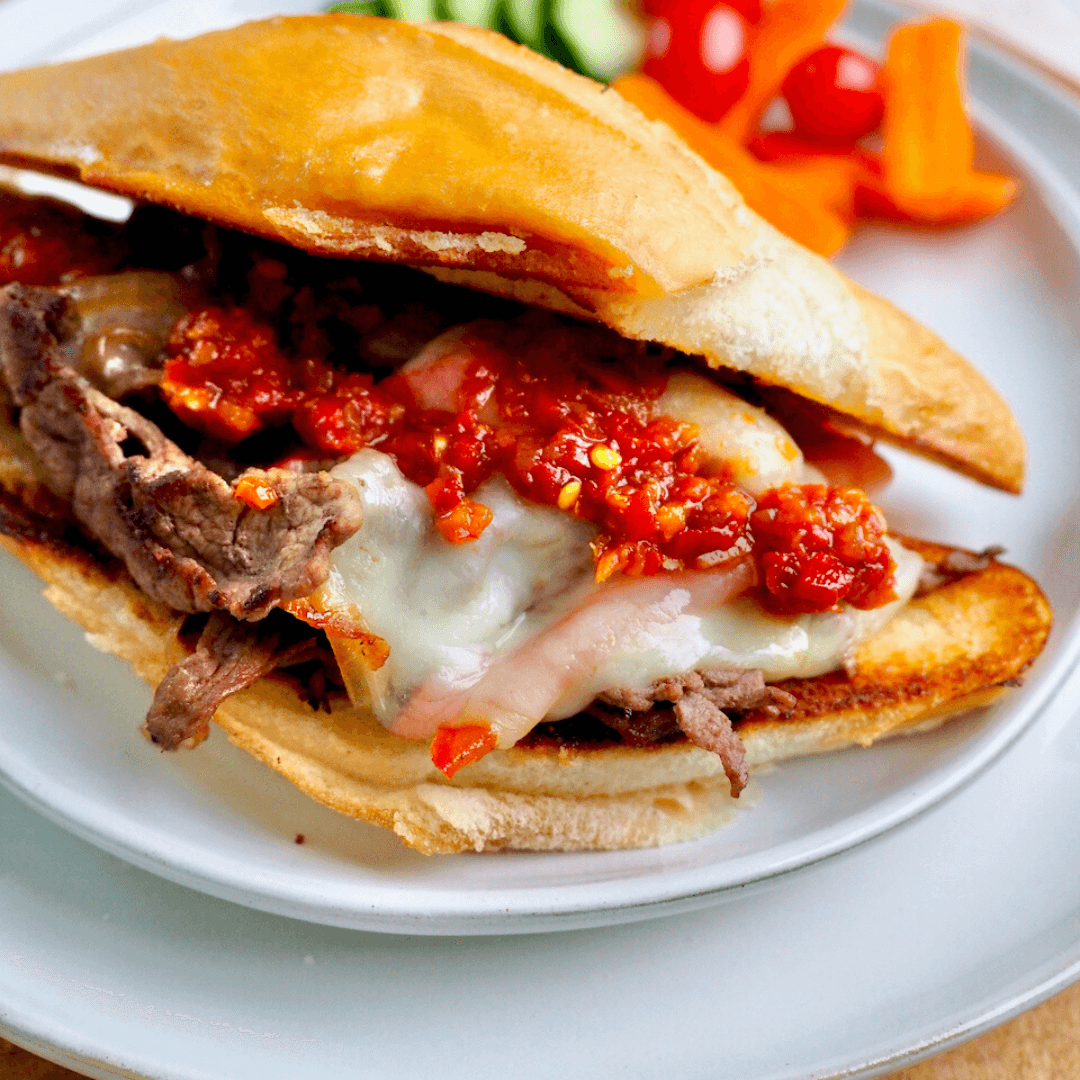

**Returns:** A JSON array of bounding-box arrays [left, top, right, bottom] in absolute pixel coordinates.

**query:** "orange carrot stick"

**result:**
[[615, 73, 851, 255], [718, 0, 848, 144], [880, 19, 1015, 223], [771, 155, 861, 220]]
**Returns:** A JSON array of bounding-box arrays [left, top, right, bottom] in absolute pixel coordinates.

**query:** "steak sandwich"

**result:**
[[0, 16, 1051, 853]]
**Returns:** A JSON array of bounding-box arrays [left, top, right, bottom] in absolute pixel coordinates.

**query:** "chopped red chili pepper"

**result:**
[[430, 723, 497, 779], [162, 307, 304, 444], [234, 474, 280, 510], [162, 310, 896, 613], [751, 484, 896, 615]]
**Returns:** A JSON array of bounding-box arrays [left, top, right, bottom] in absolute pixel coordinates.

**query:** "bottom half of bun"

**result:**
[[0, 431, 1052, 853]]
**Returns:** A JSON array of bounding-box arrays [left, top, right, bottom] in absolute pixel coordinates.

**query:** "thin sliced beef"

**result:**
[[145, 612, 321, 749], [594, 669, 796, 797], [598, 668, 794, 714], [0, 282, 362, 620], [673, 693, 749, 796], [916, 545, 1004, 596], [0, 275, 202, 400]]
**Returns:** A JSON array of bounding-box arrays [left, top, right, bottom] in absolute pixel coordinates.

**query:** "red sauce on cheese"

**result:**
[[162, 304, 896, 615], [751, 484, 895, 615]]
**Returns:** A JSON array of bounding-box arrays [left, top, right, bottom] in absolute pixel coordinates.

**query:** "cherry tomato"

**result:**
[[781, 45, 885, 144], [642, 1, 751, 122], [640, 0, 761, 23], [747, 130, 852, 162]]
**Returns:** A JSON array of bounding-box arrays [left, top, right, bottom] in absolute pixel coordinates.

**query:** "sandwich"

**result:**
[[0, 15, 1051, 853]]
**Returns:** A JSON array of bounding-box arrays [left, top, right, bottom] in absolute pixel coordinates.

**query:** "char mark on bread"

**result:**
[[0, 282, 362, 620]]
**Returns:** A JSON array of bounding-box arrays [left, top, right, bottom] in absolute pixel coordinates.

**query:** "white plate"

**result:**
[[3, 580, 1080, 1080], [3, 1, 1080, 1077], [0, 0, 1079, 939]]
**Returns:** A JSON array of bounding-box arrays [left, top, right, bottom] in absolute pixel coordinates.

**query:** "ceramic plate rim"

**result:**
[[0, 0, 1076, 934]]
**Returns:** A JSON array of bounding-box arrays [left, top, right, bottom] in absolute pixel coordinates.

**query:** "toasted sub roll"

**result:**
[[0, 16, 1050, 854]]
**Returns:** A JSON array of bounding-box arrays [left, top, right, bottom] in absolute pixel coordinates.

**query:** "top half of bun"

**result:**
[[0, 15, 1024, 493]]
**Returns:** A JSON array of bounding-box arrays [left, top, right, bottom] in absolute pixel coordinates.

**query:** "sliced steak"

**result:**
[[599, 668, 795, 716], [145, 612, 320, 749], [673, 692, 749, 796], [1, 275, 203, 401], [916, 545, 1004, 596], [594, 668, 796, 797], [0, 282, 362, 620]]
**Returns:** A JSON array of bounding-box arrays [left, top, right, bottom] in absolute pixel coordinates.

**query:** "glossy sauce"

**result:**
[[163, 305, 895, 616]]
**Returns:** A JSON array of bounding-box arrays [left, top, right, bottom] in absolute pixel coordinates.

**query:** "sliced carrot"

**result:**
[[879, 19, 1015, 223], [614, 74, 851, 256], [770, 155, 861, 220], [747, 132, 862, 218], [718, 0, 848, 145]]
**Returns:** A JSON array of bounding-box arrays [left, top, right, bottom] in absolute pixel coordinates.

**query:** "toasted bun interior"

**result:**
[[0, 15, 1024, 492]]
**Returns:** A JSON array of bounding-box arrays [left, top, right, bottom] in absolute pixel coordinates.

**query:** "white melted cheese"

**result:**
[[320, 451, 594, 721], [310, 338, 921, 743], [655, 372, 825, 494], [320, 450, 922, 740]]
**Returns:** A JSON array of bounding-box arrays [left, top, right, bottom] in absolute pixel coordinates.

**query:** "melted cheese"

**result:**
[[311, 332, 921, 745], [320, 451, 922, 745], [321, 450, 595, 725]]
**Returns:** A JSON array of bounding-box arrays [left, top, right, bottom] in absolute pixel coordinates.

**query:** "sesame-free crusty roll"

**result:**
[[0, 15, 1023, 492]]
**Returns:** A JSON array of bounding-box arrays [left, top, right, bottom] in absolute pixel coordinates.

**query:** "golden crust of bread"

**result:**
[[845, 285, 1025, 493], [428, 239, 1026, 494], [0, 15, 751, 299], [0, 423, 1050, 852], [737, 536, 1051, 756], [0, 15, 1024, 492]]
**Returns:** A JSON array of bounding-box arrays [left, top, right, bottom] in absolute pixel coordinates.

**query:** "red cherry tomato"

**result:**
[[640, 0, 761, 23], [781, 45, 885, 144], [642, 1, 751, 123], [747, 130, 851, 162]]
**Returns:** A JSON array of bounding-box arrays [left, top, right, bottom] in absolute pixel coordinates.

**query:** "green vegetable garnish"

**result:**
[[327, 0, 597, 79], [327, 0, 398, 17]]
